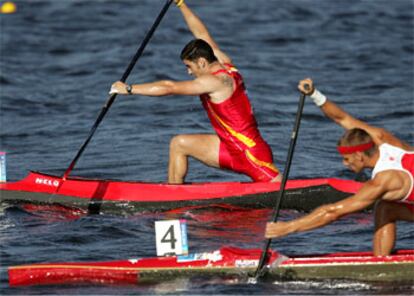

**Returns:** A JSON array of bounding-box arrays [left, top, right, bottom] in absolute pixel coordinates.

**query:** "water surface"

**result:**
[[1, 0, 413, 294]]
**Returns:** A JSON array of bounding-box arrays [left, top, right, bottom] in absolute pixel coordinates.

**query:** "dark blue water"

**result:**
[[1, 0, 413, 294]]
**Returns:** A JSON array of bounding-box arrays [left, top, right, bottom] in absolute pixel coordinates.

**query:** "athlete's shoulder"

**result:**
[[369, 127, 412, 150], [223, 63, 238, 72], [198, 73, 222, 82], [381, 137, 413, 151], [371, 169, 404, 189]]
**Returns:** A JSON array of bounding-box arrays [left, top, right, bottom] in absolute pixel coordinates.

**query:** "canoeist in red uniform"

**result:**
[[266, 78, 414, 256], [110, 1, 281, 184]]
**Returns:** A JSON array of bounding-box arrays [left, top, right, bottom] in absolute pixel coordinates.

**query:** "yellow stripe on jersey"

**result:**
[[245, 150, 279, 173], [208, 105, 256, 148]]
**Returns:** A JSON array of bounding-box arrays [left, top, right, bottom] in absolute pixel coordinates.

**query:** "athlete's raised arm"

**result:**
[[298, 78, 407, 148], [175, 0, 232, 65]]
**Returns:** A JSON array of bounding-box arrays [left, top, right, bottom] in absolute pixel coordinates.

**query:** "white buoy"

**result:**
[[0, 152, 6, 182]]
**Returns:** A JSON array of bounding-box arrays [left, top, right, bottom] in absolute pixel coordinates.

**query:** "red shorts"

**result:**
[[219, 142, 279, 182]]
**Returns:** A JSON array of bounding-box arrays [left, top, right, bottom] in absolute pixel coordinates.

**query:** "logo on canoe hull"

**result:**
[[35, 178, 60, 187], [235, 259, 259, 268]]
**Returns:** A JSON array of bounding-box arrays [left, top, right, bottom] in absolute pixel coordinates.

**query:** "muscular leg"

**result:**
[[373, 200, 414, 256], [168, 134, 220, 184]]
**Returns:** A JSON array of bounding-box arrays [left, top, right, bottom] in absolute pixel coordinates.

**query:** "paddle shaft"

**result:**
[[253, 93, 306, 278], [62, 0, 173, 180]]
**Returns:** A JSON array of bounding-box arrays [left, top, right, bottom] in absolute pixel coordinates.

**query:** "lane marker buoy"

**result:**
[[1, 1, 17, 14]]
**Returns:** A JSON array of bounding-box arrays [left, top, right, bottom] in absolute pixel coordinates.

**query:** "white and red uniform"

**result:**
[[372, 143, 414, 212]]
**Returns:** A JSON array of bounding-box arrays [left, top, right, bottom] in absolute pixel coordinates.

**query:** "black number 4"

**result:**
[[161, 225, 177, 249]]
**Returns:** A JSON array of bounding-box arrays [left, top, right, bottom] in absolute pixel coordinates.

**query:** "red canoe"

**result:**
[[0, 171, 363, 214], [9, 247, 414, 286]]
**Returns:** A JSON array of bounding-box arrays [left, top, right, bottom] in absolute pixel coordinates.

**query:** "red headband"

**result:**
[[337, 142, 374, 155]]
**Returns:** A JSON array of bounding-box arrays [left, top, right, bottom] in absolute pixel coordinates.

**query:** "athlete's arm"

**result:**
[[298, 78, 404, 147], [176, 1, 232, 65], [265, 174, 390, 239], [110, 76, 222, 97], [319, 100, 381, 134]]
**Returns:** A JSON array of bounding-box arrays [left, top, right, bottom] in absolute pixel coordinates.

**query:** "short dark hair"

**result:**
[[180, 39, 218, 63], [338, 128, 376, 156]]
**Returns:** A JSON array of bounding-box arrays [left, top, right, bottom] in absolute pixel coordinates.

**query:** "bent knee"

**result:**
[[375, 200, 391, 212], [170, 135, 189, 152], [375, 200, 397, 220], [375, 200, 413, 222]]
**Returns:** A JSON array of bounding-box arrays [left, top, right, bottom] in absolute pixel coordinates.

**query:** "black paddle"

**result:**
[[62, 0, 173, 180], [252, 90, 307, 279]]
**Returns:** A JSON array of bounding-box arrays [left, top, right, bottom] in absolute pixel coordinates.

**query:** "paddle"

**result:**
[[62, 0, 173, 180], [252, 90, 307, 279]]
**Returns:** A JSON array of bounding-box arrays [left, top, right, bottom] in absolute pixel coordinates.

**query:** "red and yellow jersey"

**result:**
[[200, 64, 262, 152], [200, 64, 279, 182]]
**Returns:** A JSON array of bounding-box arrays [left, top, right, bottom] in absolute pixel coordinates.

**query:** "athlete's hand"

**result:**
[[174, 0, 185, 8], [298, 78, 315, 96], [109, 81, 128, 95], [265, 221, 292, 238]]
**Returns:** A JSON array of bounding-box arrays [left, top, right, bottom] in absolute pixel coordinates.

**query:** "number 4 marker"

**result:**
[[155, 220, 188, 257]]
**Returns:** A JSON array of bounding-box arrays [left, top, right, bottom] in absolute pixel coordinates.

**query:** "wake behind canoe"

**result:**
[[0, 171, 363, 214]]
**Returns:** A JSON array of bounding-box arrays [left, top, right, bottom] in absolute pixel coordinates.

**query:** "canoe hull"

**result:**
[[270, 250, 414, 282], [0, 171, 362, 213], [9, 247, 414, 286]]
